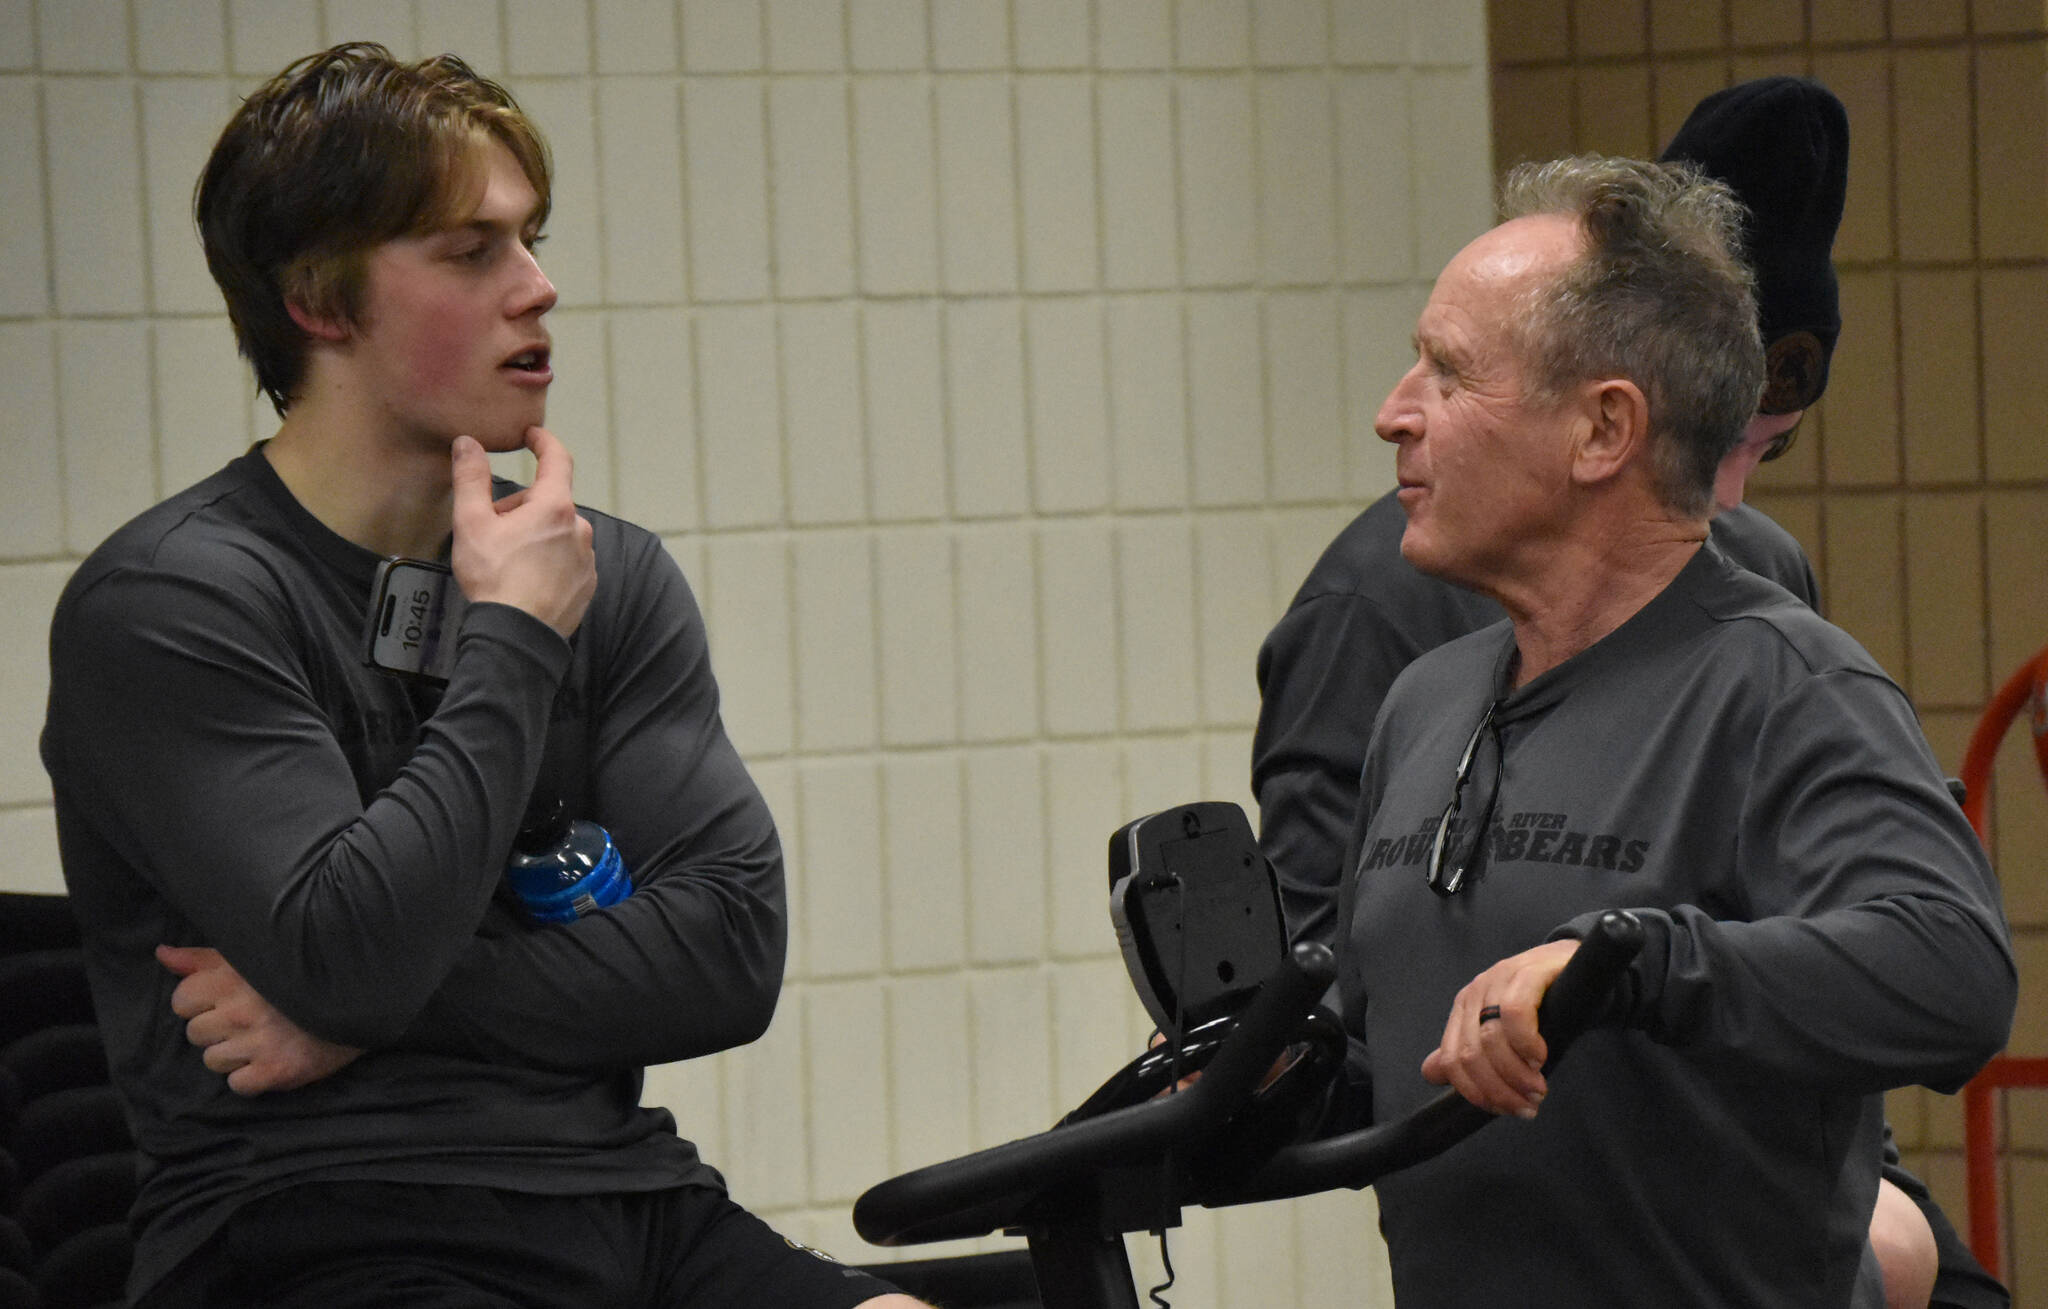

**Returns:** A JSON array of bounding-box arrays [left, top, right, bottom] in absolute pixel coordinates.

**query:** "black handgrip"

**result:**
[[852, 942, 1336, 1247], [1530, 909, 1643, 1072], [1196, 909, 1644, 1206]]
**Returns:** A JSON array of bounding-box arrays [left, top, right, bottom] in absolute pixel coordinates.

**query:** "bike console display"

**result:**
[[1108, 802, 1287, 1036]]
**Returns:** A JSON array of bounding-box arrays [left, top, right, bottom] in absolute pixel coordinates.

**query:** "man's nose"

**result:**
[[512, 245, 557, 317], [1375, 365, 1425, 444]]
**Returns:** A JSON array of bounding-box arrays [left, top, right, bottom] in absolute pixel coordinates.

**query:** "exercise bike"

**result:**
[[853, 802, 1644, 1309]]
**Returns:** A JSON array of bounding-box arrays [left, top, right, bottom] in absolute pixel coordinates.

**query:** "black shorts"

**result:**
[[138, 1181, 903, 1309]]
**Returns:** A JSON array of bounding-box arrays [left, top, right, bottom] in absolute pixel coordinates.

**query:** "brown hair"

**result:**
[[195, 42, 552, 415]]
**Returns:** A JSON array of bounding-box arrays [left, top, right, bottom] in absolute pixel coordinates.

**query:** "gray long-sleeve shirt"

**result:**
[[1254, 490, 1818, 950], [42, 448, 785, 1300], [1337, 544, 2014, 1308], [1255, 488, 2009, 1309]]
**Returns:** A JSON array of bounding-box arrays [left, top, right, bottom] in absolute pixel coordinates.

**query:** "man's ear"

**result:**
[[285, 299, 351, 343], [1569, 378, 1648, 487]]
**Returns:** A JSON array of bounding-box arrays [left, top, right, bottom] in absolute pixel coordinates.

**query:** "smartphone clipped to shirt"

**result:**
[[363, 557, 469, 684]]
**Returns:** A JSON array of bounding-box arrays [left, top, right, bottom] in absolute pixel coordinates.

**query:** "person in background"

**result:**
[[1254, 78, 2006, 1309], [1321, 152, 2012, 1308], [41, 43, 928, 1309]]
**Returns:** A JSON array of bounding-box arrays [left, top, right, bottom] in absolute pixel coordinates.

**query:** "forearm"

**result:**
[[1871, 1177, 1939, 1309], [51, 570, 571, 1048], [1600, 670, 2020, 1095], [398, 868, 785, 1070], [1588, 895, 2014, 1093], [205, 609, 571, 1044], [394, 535, 790, 1070]]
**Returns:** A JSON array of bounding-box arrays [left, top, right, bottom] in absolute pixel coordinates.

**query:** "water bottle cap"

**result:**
[[513, 796, 571, 854]]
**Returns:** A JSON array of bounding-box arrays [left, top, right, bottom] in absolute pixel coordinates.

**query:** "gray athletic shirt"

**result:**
[[1254, 489, 1819, 950], [41, 448, 785, 1300], [1336, 543, 2014, 1307]]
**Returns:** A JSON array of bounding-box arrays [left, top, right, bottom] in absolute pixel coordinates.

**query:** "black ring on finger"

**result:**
[[1477, 1004, 1502, 1024]]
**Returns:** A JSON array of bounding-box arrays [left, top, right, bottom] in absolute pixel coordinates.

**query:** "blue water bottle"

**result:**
[[504, 798, 633, 924]]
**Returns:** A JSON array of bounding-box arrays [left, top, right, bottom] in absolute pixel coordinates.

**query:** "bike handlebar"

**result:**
[[853, 940, 1335, 1246], [1196, 909, 1644, 1206], [852, 911, 1644, 1247]]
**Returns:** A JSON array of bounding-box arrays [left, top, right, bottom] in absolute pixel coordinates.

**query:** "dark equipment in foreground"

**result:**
[[855, 803, 1644, 1309]]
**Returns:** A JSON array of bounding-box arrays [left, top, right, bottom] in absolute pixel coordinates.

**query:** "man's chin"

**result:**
[[468, 420, 542, 454], [1397, 527, 1436, 573], [1398, 531, 1464, 586]]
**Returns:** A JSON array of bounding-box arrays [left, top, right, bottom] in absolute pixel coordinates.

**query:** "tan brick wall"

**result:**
[[1489, 0, 2048, 1295]]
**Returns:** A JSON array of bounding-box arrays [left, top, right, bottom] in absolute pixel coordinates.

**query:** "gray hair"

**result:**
[[1499, 156, 1765, 518]]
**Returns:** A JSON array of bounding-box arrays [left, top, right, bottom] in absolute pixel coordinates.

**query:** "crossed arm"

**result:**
[[158, 943, 358, 1095]]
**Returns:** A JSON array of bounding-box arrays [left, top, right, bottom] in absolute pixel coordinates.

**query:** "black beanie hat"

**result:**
[[1659, 76, 1849, 413]]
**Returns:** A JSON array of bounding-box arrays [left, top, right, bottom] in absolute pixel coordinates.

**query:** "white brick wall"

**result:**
[[0, 0, 1496, 1300]]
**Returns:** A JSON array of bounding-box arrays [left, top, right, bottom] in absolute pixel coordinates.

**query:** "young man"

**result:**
[[1326, 155, 2013, 1307], [42, 44, 926, 1309]]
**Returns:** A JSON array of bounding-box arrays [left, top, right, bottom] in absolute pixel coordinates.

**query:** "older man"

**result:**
[[1262, 79, 2001, 1309], [1330, 157, 2014, 1307]]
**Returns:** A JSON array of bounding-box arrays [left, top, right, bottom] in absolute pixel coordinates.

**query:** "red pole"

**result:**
[[1953, 645, 2048, 1283], [1957, 651, 2042, 842], [1965, 1077, 2002, 1280]]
